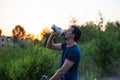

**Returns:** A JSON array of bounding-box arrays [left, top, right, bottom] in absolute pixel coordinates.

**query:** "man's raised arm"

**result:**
[[46, 32, 62, 50]]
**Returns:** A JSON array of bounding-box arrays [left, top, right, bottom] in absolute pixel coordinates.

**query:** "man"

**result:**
[[46, 25, 81, 80]]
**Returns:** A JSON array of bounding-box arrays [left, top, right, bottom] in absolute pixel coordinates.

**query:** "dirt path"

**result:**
[[106, 76, 120, 80], [98, 76, 120, 80]]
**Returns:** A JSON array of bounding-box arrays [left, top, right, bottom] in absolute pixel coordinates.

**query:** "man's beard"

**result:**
[[62, 36, 68, 40]]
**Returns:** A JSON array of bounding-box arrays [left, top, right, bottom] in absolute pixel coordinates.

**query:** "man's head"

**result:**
[[63, 25, 81, 41], [71, 25, 81, 41]]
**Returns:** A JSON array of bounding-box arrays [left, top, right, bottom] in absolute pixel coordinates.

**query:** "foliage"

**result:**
[[89, 21, 120, 76], [0, 21, 120, 80], [80, 22, 99, 43], [78, 21, 120, 78], [12, 25, 26, 42], [80, 71, 97, 80], [0, 42, 59, 80]]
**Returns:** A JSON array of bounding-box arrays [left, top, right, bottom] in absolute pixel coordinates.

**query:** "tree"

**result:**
[[92, 22, 120, 76], [80, 22, 98, 43], [12, 25, 26, 42], [115, 21, 120, 30], [0, 29, 2, 36], [97, 11, 104, 30]]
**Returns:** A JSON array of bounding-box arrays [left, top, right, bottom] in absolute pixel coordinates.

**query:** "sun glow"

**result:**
[[20, 27, 52, 41]]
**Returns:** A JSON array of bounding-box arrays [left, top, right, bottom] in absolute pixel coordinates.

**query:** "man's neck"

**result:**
[[66, 39, 76, 47]]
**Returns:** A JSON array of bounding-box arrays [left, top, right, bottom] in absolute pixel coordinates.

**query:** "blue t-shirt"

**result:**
[[60, 42, 81, 80]]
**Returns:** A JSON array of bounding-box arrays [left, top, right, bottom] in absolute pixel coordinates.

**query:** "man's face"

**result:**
[[63, 27, 74, 40]]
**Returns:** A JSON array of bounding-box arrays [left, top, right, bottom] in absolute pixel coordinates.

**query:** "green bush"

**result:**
[[79, 41, 101, 78], [0, 43, 59, 80], [80, 71, 97, 80], [78, 21, 120, 78]]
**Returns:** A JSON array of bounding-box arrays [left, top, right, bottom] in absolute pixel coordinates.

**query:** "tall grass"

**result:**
[[0, 42, 59, 80]]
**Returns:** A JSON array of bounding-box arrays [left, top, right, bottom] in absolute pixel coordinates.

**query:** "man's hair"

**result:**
[[71, 25, 81, 41]]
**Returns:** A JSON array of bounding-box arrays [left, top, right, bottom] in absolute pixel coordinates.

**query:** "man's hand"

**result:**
[[51, 32, 59, 37]]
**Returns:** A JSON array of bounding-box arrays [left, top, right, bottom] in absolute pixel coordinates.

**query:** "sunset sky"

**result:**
[[0, 0, 120, 36]]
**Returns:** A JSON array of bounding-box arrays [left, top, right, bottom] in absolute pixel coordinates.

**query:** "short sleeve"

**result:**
[[66, 50, 80, 63]]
